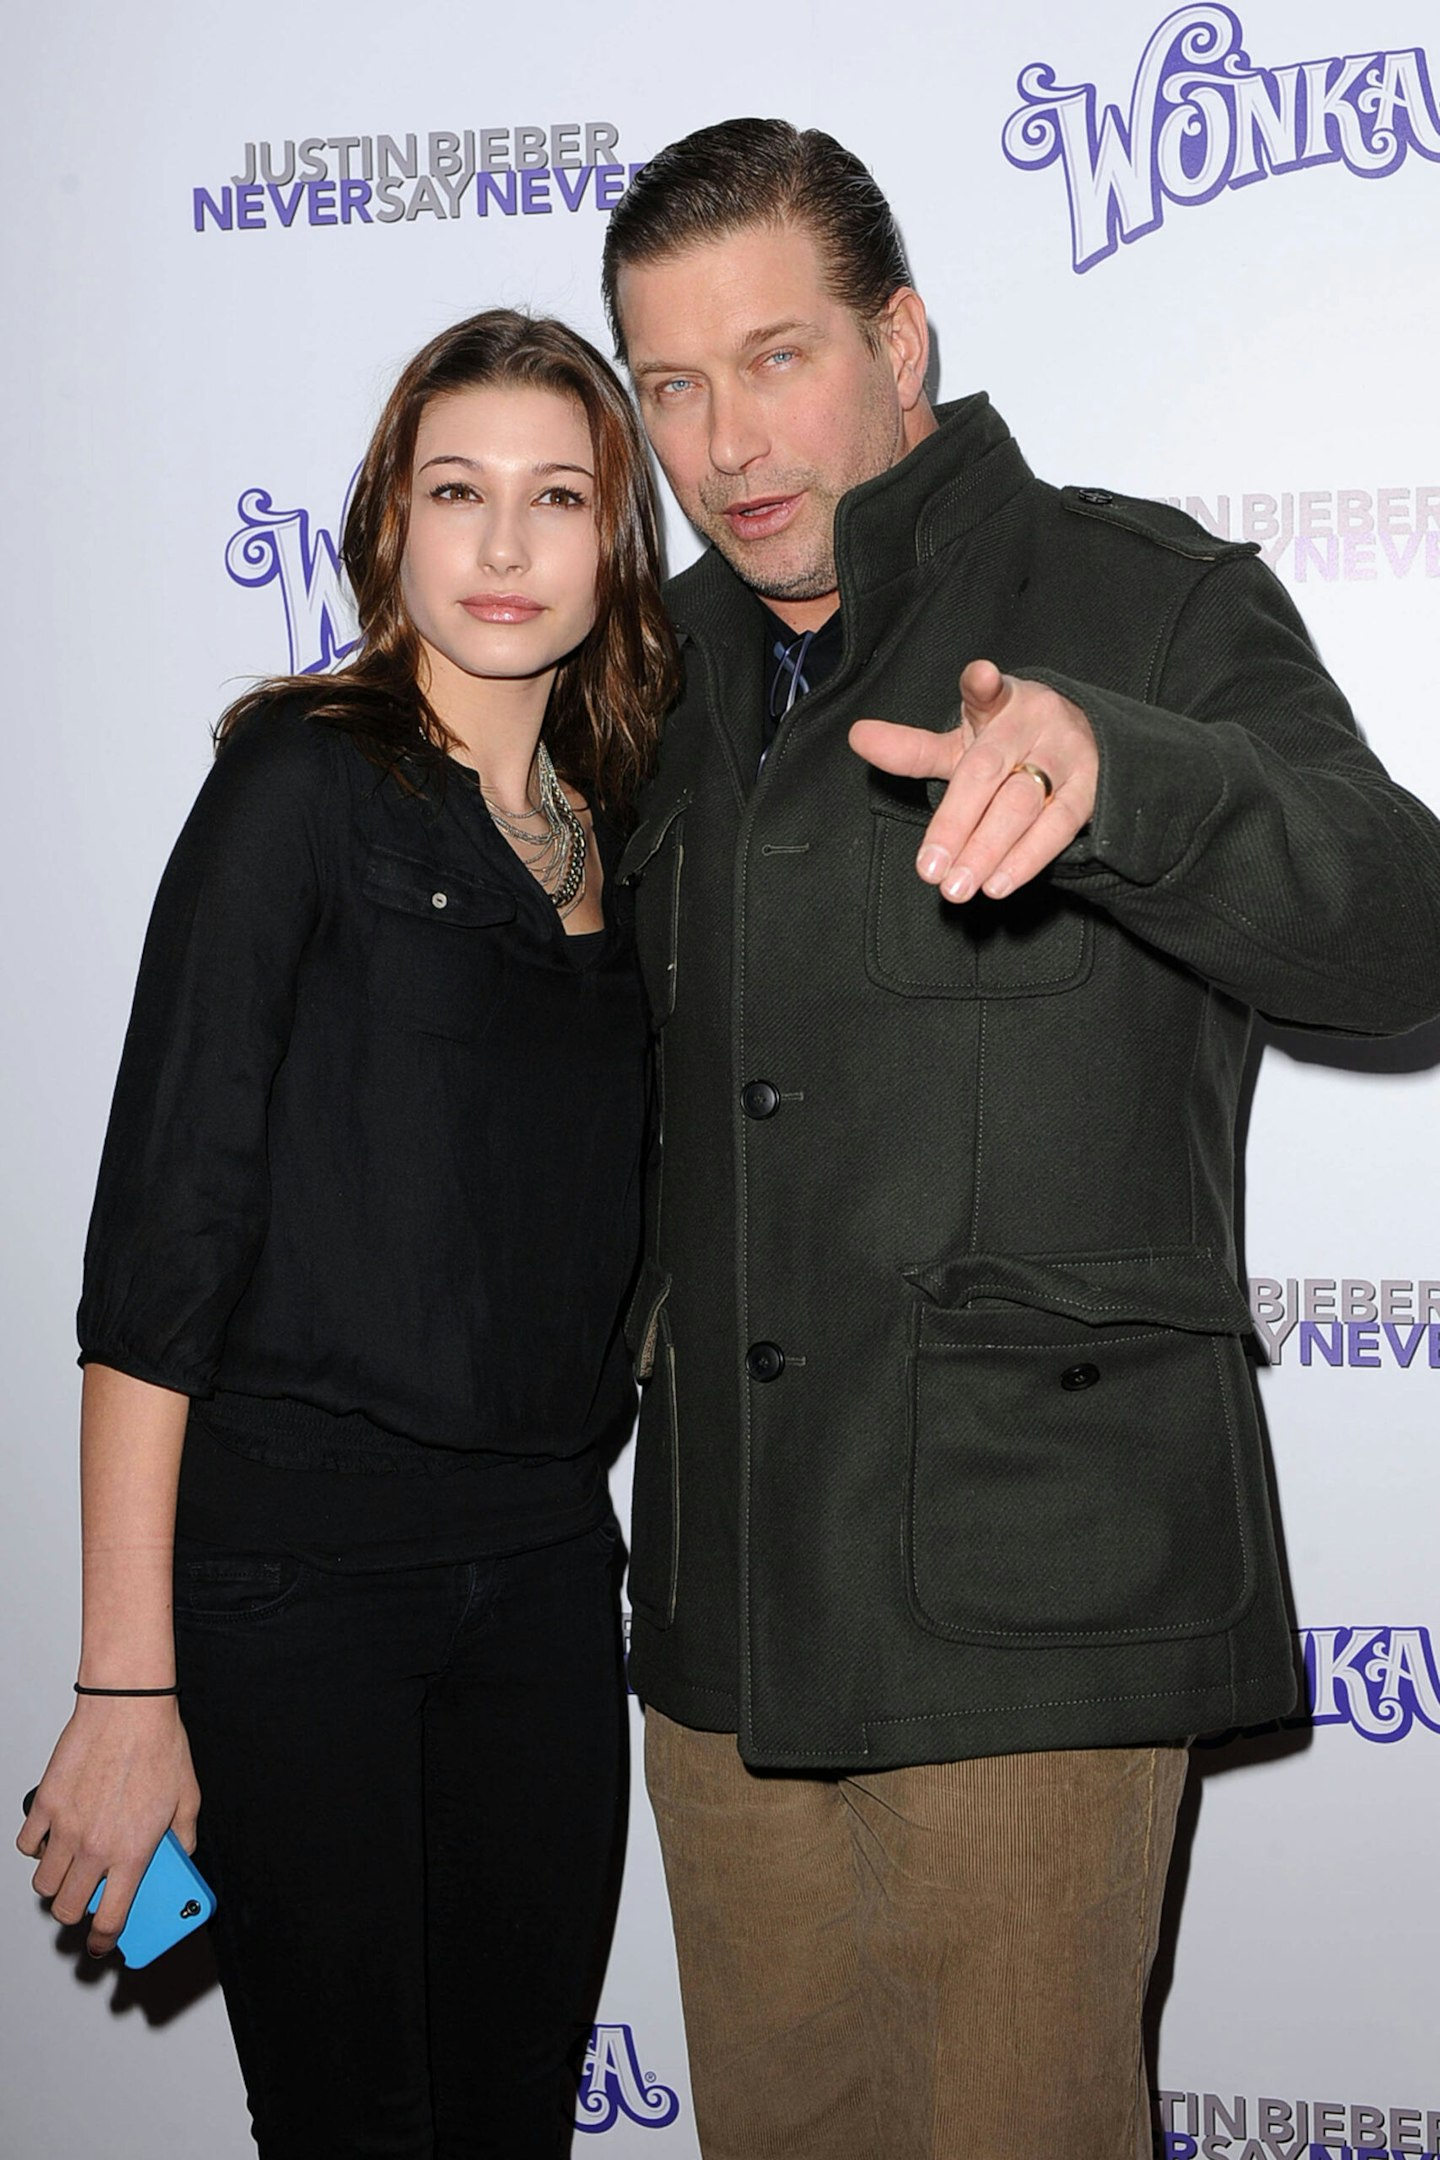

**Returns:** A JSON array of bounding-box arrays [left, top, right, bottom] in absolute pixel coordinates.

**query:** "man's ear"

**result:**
[[880, 286, 930, 411]]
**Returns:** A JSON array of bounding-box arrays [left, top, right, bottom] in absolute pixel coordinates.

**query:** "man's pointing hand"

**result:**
[[848, 660, 1098, 900]]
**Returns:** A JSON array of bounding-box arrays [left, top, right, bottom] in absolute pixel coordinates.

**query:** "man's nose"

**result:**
[[707, 387, 769, 476]]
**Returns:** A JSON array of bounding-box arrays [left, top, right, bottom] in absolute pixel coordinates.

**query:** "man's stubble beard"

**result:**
[[691, 392, 905, 603], [745, 530, 841, 605], [741, 539, 841, 606], [694, 471, 841, 603]]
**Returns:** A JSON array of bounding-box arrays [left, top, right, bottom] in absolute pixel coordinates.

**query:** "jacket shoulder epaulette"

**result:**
[[1059, 484, 1259, 564]]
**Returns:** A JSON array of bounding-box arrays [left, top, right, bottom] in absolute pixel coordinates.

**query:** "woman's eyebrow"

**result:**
[[416, 454, 595, 477]]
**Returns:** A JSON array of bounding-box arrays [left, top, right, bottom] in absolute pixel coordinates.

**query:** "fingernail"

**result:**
[[917, 845, 950, 883], [942, 866, 975, 902], [985, 872, 1013, 898]]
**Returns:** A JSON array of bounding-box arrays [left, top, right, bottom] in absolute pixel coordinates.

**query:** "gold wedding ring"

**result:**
[[1010, 760, 1055, 804]]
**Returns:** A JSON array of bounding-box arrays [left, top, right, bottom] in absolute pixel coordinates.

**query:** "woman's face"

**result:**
[[401, 382, 600, 703]]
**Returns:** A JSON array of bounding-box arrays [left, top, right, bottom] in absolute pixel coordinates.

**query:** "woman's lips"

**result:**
[[460, 593, 544, 623], [720, 494, 802, 541]]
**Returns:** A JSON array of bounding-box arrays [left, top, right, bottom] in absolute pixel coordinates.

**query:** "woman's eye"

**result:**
[[536, 486, 588, 508], [429, 480, 480, 503]]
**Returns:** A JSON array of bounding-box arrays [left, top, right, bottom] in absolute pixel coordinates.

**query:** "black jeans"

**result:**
[[174, 1519, 628, 2159]]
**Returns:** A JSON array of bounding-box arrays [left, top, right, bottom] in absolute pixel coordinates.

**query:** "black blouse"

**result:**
[[78, 702, 647, 1542]]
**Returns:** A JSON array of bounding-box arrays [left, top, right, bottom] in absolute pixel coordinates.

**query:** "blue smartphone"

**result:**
[[23, 1788, 217, 1967]]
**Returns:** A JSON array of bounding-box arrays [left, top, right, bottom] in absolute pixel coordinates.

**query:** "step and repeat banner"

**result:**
[[3, 2, 1437, 2154]]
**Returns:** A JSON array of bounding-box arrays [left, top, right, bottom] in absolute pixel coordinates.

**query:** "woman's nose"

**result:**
[[479, 511, 529, 576]]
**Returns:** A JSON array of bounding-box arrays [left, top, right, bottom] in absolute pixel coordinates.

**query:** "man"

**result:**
[[600, 120, 1440, 2160]]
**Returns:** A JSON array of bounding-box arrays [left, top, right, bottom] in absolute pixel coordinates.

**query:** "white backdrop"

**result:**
[[4, 3, 1438, 2153]]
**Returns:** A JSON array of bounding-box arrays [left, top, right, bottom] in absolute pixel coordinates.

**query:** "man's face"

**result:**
[[617, 220, 929, 628]]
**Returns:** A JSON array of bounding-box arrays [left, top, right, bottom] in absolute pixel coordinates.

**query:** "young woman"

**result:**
[[18, 310, 680, 2158]]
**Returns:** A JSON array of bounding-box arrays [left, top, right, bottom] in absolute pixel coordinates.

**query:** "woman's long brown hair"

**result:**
[[216, 310, 680, 815]]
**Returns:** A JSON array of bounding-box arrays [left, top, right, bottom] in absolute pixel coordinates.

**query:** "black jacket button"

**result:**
[[1076, 487, 1113, 506], [741, 1081, 782, 1120], [746, 1341, 785, 1382], [1060, 1363, 1100, 1391]]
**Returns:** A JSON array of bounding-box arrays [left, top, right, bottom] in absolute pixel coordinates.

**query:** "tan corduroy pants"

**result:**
[[645, 1710, 1188, 2160]]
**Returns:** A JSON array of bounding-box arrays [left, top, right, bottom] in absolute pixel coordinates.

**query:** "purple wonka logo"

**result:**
[[194, 124, 644, 232], [1158, 2087, 1440, 2157], [1002, 4, 1440, 271], [575, 2025, 681, 2134], [1302, 1628, 1440, 1743], [226, 479, 359, 675], [1249, 1279, 1440, 1369], [1197, 1629, 1440, 1750]]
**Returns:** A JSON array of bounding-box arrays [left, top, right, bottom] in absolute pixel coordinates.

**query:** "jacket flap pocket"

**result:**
[[624, 1258, 673, 1380], [866, 783, 1091, 1002], [901, 1247, 1254, 1337], [616, 792, 691, 885], [363, 847, 516, 928]]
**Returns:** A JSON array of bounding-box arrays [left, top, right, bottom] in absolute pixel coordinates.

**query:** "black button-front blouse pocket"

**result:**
[[866, 779, 1092, 1000], [362, 846, 517, 1042]]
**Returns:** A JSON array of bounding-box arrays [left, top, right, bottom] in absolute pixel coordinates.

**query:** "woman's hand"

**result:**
[[17, 1696, 200, 1958], [21, 1364, 196, 1955]]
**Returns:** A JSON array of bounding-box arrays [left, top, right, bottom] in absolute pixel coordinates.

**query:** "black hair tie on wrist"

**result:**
[[73, 1683, 179, 1697]]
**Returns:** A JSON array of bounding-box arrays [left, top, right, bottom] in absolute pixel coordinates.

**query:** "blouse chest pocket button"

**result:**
[[431, 892, 448, 910]]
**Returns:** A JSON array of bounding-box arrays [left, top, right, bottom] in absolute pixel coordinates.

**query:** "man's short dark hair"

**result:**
[[601, 117, 913, 361]]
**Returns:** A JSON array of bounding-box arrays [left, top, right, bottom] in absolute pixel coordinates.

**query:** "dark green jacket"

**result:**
[[619, 395, 1440, 1771]]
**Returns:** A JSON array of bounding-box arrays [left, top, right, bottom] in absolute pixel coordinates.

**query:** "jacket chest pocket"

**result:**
[[616, 792, 690, 1027], [362, 847, 517, 1043], [900, 1248, 1260, 1647], [866, 797, 1092, 999]]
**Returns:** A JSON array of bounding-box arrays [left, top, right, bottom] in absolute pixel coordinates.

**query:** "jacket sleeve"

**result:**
[[76, 704, 333, 1394], [1038, 554, 1440, 1034]]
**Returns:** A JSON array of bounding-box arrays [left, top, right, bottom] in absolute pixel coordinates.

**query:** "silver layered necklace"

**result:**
[[481, 739, 588, 917]]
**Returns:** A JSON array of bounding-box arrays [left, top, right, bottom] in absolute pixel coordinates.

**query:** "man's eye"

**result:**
[[653, 377, 695, 400], [761, 348, 798, 369]]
